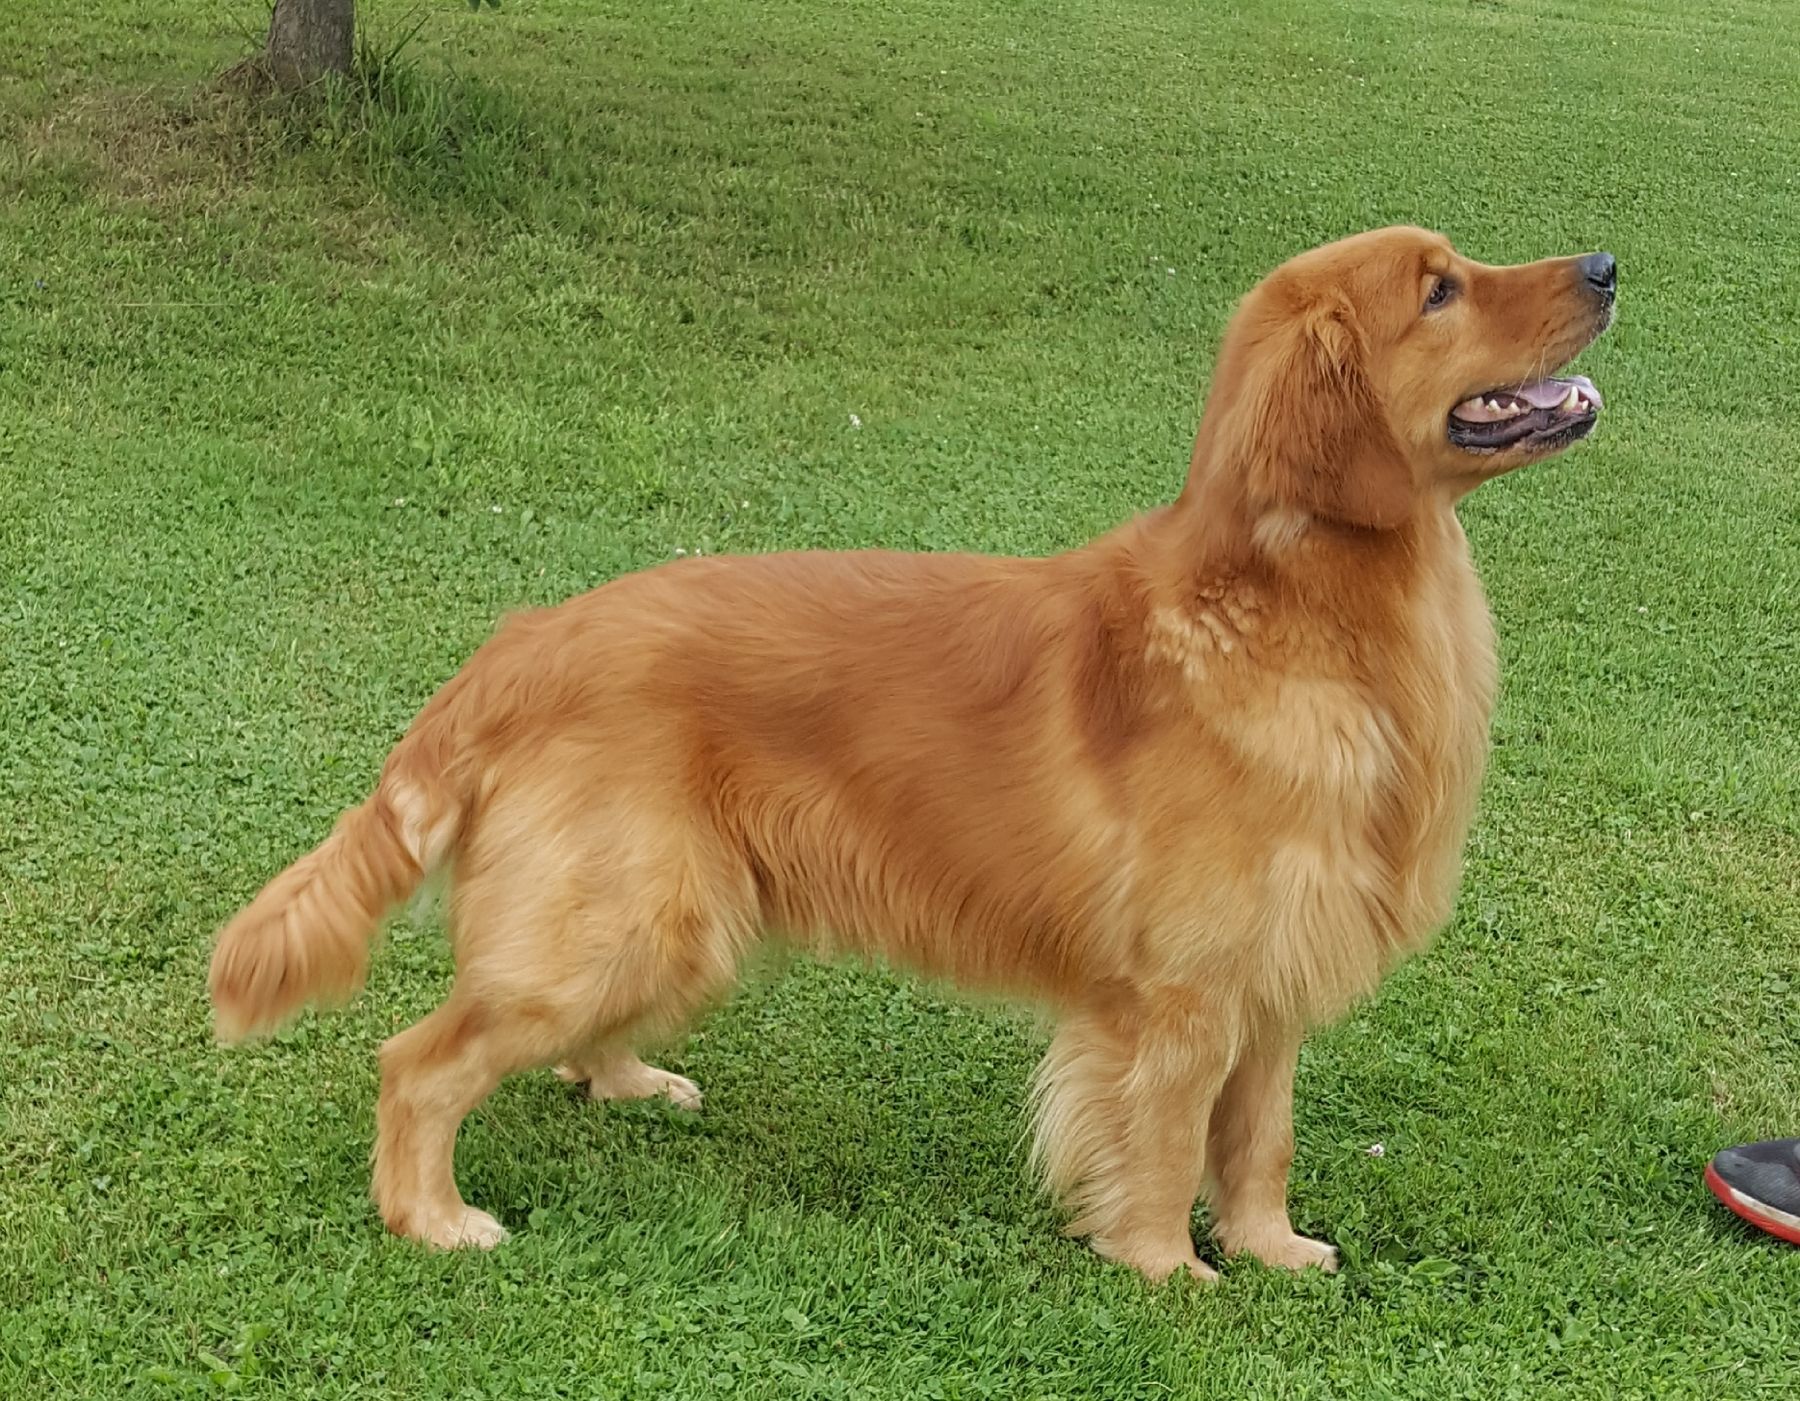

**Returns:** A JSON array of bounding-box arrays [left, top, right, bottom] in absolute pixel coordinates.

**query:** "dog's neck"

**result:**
[[1159, 430, 1449, 588], [1067, 444, 1486, 718], [1065, 433, 1482, 686]]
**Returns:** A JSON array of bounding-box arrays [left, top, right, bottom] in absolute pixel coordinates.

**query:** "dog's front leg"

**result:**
[[1205, 1016, 1339, 1272], [1032, 989, 1237, 1282]]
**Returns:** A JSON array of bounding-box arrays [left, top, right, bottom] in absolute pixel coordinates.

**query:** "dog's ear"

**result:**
[[1231, 292, 1416, 530]]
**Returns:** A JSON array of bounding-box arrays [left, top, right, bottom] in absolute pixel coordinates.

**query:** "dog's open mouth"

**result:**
[[1447, 375, 1602, 453]]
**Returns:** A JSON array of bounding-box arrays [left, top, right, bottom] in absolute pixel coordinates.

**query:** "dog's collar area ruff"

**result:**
[[1446, 374, 1601, 453]]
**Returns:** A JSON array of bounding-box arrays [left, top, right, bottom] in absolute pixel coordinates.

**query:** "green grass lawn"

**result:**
[[3, 0, 1797, 1394]]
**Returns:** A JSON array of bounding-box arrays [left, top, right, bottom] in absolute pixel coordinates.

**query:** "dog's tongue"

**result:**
[[1452, 374, 1603, 423], [1515, 374, 1601, 409]]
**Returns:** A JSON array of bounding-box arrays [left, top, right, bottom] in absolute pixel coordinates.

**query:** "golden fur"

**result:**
[[209, 227, 1613, 1279]]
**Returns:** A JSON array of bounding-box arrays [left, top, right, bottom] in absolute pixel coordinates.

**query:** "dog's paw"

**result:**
[[1267, 1234, 1339, 1272], [413, 1206, 509, 1251], [1133, 1253, 1219, 1285], [628, 1067, 703, 1111], [1219, 1226, 1339, 1273], [1092, 1235, 1220, 1284], [557, 1056, 703, 1111]]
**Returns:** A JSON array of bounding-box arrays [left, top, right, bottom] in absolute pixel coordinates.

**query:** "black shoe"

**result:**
[[1705, 1138, 1800, 1246]]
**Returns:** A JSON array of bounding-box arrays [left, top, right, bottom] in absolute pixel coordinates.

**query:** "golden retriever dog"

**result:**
[[210, 226, 1615, 1281]]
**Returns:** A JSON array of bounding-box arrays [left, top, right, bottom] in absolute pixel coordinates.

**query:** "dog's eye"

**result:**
[[1424, 276, 1457, 313]]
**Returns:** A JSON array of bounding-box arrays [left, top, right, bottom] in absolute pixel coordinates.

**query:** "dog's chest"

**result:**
[[1142, 545, 1497, 1017]]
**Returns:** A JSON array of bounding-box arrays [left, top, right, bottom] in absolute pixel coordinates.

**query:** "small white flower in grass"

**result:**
[[1637, 606, 1648, 614], [393, 497, 407, 507], [1367, 1142, 1385, 1158], [849, 413, 863, 430], [491, 504, 504, 514], [674, 548, 688, 556]]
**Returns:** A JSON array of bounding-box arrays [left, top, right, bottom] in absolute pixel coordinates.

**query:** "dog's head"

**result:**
[[1195, 226, 1615, 530]]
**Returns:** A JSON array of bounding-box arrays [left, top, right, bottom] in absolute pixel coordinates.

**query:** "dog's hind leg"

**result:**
[[372, 900, 740, 1247], [548, 862, 753, 1115], [371, 986, 575, 1249], [371, 802, 750, 1247]]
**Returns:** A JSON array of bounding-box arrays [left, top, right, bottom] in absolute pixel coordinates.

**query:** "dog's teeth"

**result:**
[[1562, 386, 1580, 410]]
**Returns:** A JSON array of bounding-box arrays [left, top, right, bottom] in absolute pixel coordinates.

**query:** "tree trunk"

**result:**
[[266, 0, 355, 90]]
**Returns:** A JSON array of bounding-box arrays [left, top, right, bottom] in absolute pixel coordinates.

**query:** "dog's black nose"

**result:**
[[1579, 252, 1616, 299]]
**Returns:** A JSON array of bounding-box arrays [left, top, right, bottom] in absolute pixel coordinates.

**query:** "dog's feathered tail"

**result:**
[[208, 681, 472, 1043]]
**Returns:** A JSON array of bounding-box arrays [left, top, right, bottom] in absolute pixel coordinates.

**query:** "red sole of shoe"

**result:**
[[1705, 1161, 1800, 1247]]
